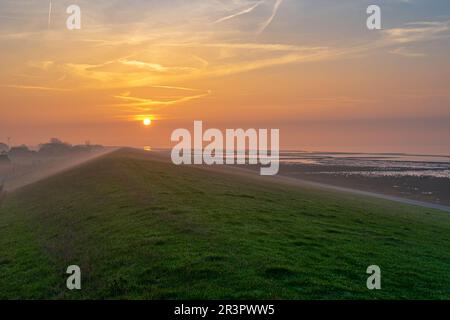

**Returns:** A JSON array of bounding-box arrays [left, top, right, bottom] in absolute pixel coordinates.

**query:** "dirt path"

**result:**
[[271, 173, 450, 212]]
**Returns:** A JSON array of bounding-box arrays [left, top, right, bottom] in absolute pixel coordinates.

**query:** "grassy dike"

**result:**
[[0, 149, 449, 299]]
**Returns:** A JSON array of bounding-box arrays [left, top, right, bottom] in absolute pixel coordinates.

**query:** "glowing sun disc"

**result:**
[[143, 118, 152, 126]]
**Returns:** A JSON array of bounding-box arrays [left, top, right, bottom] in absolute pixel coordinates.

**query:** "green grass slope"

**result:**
[[0, 149, 449, 299]]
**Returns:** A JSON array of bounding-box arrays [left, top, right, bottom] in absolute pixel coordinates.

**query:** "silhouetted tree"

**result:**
[[39, 138, 72, 156], [9, 145, 32, 157]]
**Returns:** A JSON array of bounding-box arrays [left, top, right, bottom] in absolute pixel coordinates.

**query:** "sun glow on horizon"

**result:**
[[1, 1, 449, 153]]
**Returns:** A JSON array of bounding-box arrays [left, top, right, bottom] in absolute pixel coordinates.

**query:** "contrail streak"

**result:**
[[48, 0, 52, 29], [258, 0, 283, 34], [214, 1, 263, 24]]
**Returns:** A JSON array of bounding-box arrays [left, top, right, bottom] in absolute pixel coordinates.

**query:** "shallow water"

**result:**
[[280, 152, 450, 179]]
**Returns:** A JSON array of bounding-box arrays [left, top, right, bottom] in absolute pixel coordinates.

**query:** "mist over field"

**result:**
[[0, 139, 113, 192]]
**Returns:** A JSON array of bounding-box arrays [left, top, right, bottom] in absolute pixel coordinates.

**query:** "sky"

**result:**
[[0, 0, 449, 154]]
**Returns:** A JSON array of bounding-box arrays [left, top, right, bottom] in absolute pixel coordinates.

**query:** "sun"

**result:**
[[143, 118, 152, 126]]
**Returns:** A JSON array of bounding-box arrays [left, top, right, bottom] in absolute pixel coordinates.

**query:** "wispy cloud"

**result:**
[[1, 84, 71, 92], [111, 88, 211, 110], [383, 21, 450, 44], [389, 47, 425, 57], [258, 0, 283, 33], [1, 0, 449, 125], [6, 18, 448, 94], [214, 1, 263, 23], [47, 0, 52, 29]]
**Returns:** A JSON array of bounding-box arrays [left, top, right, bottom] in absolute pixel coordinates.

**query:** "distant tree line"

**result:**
[[0, 138, 104, 162]]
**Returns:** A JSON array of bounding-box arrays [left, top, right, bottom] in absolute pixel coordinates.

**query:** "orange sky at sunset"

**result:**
[[1, 0, 449, 154]]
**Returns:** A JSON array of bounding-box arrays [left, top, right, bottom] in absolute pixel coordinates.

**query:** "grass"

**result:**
[[0, 148, 449, 299]]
